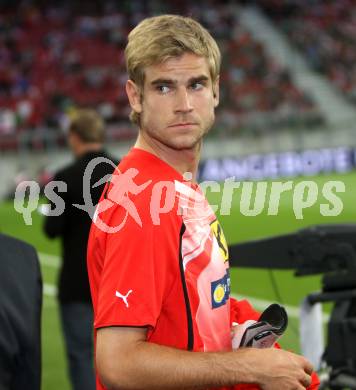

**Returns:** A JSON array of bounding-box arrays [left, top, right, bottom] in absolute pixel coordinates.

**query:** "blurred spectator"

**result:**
[[0, 233, 42, 390], [0, 108, 16, 134], [261, 0, 356, 105], [0, 0, 323, 151], [43, 109, 118, 390]]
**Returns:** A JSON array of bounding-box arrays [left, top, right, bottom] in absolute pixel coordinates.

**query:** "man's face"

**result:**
[[127, 52, 219, 151]]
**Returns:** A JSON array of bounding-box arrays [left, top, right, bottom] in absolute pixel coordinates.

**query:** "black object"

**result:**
[[239, 303, 288, 348], [259, 303, 288, 333], [228, 224, 356, 390]]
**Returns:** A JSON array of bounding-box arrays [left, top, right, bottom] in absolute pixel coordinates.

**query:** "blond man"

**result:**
[[87, 15, 319, 390]]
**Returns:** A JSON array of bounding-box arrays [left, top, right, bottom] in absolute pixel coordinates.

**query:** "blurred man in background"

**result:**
[[43, 109, 118, 390], [0, 233, 42, 390]]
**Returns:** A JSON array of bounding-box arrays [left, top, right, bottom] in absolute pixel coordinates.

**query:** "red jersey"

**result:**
[[87, 148, 231, 389], [87, 148, 319, 390]]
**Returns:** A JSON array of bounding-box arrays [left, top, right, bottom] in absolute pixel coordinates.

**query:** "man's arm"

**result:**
[[229, 298, 320, 390], [96, 327, 313, 390]]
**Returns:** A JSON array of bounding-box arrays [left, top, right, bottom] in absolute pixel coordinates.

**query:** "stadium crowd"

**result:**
[[261, 0, 356, 106], [0, 0, 322, 150]]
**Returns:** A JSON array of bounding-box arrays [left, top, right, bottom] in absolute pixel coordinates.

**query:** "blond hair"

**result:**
[[125, 14, 221, 125], [69, 109, 105, 143]]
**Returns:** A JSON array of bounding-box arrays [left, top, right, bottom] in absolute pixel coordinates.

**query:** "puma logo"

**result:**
[[115, 290, 133, 308]]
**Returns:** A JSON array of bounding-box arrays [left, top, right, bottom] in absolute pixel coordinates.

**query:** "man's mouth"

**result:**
[[169, 122, 197, 128]]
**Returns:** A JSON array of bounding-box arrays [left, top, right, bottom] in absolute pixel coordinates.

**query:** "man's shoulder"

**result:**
[[53, 161, 74, 181], [97, 171, 183, 233], [73, 151, 117, 171], [92, 149, 184, 231], [118, 149, 180, 184], [54, 151, 118, 181], [0, 233, 35, 253], [114, 154, 181, 209], [0, 234, 38, 267]]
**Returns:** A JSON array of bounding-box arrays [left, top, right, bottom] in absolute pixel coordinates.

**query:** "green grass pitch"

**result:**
[[1, 172, 355, 389]]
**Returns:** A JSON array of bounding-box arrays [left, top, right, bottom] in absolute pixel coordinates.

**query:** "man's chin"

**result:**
[[167, 137, 202, 152]]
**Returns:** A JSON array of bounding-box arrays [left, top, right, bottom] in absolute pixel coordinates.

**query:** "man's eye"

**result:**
[[157, 85, 170, 94], [190, 82, 203, 90]]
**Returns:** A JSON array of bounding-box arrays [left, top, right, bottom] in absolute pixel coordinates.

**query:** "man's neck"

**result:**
[[74, 143, 103, 158], [134, 132, 201, 181]]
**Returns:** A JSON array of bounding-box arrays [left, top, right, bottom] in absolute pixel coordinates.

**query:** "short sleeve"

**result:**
[[94, 204, 181, 330]]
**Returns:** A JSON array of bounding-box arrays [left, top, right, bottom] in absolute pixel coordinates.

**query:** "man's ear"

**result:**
[[67, 131, 77, 147], [213, 76, 220, 108], [67, 131, 80, 154], [126, 80, 143, 114]]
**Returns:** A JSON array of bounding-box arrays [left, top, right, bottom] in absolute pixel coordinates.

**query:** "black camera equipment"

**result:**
[[228, 224, 356, 390]]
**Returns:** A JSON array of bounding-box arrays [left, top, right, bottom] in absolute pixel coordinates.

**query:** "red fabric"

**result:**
[[87, 148, 232, 389], [87, 148, 319, 390]]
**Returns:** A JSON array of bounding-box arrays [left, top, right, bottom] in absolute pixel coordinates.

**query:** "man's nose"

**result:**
[[174, 88, 193, 113]]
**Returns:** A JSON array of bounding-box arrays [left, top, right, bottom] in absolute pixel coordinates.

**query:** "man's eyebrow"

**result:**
[[188, 75, 209, 84], [150, 75, 210, 86], [150, 78, 177, 86]]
